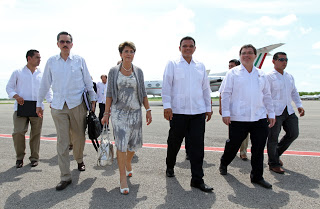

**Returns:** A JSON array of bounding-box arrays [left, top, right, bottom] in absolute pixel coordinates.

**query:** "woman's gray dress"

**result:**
[[111, 72, 142, 152]]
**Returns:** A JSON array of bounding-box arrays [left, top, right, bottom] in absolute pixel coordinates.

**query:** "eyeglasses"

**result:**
[[123, 50, 135, 54], [241, 51, 254, 56], [59, 40, 72, 44], [278, 58, 288, 62]]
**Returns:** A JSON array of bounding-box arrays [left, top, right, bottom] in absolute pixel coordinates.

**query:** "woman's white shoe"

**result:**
[[126, 170, 133, 177], [120, 187, 129, 195]]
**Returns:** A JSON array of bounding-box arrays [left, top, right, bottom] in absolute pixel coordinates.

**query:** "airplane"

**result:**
[[144, 43, 284, 96], [300, 94, 320, 100]]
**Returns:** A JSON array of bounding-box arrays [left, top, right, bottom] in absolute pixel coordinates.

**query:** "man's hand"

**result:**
[[146, 111, 152, 125], [101, 113, 109, 125], [164, 108, 173, 121], [298, 107, 305, 117], [36, 107, 43, 118], [205, 111, 212, 122], [222, 117, 231, 125], [268, 118, 276, 128], [14, 95, 24, 105], [91, 101, 96, 112]]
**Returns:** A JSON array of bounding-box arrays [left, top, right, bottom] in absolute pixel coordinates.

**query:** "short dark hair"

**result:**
[[26, 49, 39, 61], [118, 41, 136, 53], [273, 52, 287, 60], [180, 36, 196, 46], [229, 59, 240, 66], [239, 44, 257, 55], [57, 31, 73, 42], [100, 74, 107, 79]]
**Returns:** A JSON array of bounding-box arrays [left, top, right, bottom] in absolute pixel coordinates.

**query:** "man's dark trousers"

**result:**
[[267, 108, 299, 168], [166, 113, 206, 184], [220, 119, 269, 181]]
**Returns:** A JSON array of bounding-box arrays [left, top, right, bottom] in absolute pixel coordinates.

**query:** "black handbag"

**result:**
[[87, 111, 102, 151]]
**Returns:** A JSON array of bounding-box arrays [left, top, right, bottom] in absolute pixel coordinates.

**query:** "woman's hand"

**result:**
[[146, 111, 152, 125]]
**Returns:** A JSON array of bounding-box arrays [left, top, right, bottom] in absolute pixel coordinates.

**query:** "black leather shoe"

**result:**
[[56, 180, 72, 191], [31, 161, 38, 167], [166, 168, 175, 177], [219, 164, 227, 175], [190, 182, 213, 193], [78, 162, 85, 171], [16, 160, 23, 168], [251, 179, 272, 189]]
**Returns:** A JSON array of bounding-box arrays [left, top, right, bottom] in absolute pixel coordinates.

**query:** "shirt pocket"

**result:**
[[172, 94, 185, 109]]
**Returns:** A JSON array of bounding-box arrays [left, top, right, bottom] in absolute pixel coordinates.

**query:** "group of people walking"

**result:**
[[6, 32, 304, 195]]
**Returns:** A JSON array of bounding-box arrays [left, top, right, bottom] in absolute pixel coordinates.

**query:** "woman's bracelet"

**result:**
[[103, 112, 109, 116], [146, 108, 151, 112]]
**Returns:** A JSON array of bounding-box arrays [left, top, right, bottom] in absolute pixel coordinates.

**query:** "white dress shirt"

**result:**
[[37, 54, 96, 110], [162, 55, 212, 114], [6, 66, 52, 111], [96, 82, 107, 104], [221, 64, 275, 121], [266, 69, 302, 116]]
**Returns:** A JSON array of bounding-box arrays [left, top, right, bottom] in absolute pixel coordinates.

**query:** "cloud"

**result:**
[[258, 14, 297, 26], [300, 27, 312, 35], [217, 14, 296, 40], [266, 28, 289, 39], [217, 20, 248, 39], [312, 42, 320, 49], [310, 65, 320, 69]]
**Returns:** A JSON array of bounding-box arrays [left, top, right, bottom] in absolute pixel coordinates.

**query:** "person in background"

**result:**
[[6, 49, 52, 168], [97, 75, 108, 128], [36, 31, 96, 191], [101, 41, 152, 195]]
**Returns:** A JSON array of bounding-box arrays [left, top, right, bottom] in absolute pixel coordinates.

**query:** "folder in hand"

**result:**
[[17, 100, 38, 117]]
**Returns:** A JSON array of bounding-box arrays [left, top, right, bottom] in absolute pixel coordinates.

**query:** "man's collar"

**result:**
[[179, 55, 197, 64], [56, 53, 73, 60]]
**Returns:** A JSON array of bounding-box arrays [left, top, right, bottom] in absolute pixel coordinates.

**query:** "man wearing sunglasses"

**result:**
[[266, 52, 305, 174], [36, 31, 96, 191]]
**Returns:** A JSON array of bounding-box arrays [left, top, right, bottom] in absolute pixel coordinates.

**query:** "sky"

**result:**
[[1, 0, 320, 98]]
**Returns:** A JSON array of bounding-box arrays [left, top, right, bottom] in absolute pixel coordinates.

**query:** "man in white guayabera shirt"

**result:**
[[36, 31, 96, 191], [162, 36, 213, 193], [219, 44, 275, 189], [6, 49, 52, 168], [266, 52, 305, 174]]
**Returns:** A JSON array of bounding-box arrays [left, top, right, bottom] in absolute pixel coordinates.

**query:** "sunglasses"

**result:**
[[278, 58, 288, 62], [59, 40, 72, 44]]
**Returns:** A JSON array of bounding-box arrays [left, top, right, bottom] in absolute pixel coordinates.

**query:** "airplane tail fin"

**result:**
[[254, 43, 285, 69]]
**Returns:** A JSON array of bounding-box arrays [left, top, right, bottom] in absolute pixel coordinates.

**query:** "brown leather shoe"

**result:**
[[279, 159, 283, 166], [78, 162, 85, 171], [269, 166, 285, 174], [240, 154, 248, 161]]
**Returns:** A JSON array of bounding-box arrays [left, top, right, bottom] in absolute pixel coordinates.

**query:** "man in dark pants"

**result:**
[[219, 44, 275, 189], [162, 36, 213, 193], [266, 52, 305, 174]]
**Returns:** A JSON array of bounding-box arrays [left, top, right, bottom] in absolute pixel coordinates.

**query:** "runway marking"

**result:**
[[1, 134, 320, 157]]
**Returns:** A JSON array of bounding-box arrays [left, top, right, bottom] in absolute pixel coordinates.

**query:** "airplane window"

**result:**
[[147, 84, 152, 87], [156, 83, 160, 87]]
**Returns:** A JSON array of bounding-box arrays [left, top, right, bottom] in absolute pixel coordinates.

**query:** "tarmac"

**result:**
[[0, 101, 319, 209]]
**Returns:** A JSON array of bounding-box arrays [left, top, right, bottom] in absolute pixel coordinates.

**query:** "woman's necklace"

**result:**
[[122, 65, 132, 72]]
